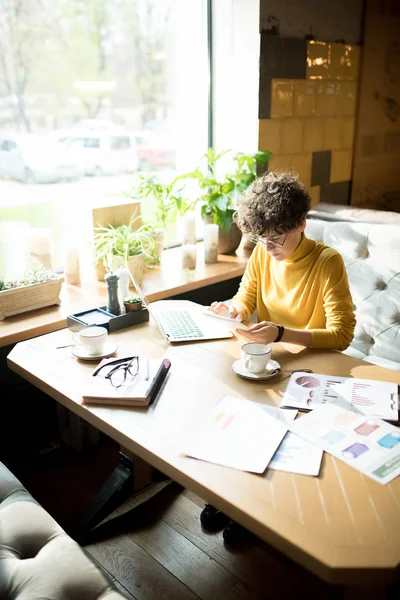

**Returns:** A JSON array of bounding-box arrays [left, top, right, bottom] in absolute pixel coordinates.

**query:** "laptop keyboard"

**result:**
[[159, 310, 205, 339]]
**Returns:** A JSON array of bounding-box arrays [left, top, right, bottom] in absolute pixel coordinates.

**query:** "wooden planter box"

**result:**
[[0, 277, 64, 320]]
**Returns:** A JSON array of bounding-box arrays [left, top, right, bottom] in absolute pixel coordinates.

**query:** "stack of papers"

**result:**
[[290, 403, 400, 485], [183, 396, 288, 473], [182, 391, 400, 485], [258, 405, 323, 476], [183, 396, 324, 476], [280, 372, 399, 422]]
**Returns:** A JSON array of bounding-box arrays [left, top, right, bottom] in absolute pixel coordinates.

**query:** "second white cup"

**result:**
[[73, 326, 108, 356], [241, 342, 272, 374]]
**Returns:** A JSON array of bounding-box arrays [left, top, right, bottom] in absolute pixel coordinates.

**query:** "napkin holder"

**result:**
[[67, 305, 149, 333]]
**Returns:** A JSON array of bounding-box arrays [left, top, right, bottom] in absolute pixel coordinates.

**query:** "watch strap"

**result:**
[[273, 324, 285, 343]]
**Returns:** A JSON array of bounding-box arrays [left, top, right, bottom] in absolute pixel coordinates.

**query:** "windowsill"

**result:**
[[0, 242, 252, 347]]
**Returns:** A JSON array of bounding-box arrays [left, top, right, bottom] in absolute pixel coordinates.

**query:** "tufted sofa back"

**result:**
[[0, 462, 124, 600], [306, 219, 400, 372]]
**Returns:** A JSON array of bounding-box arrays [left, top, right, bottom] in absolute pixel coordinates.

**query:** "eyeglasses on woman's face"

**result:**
[[250, 232, 288, 250]]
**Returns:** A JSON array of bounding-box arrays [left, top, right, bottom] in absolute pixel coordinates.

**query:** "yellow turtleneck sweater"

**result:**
[[233, 233, 356, 350]]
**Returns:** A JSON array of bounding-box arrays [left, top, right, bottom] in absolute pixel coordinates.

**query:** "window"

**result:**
[[2, 140, 17, 152], [0, 0, 209, 279], [110, 137, 132, 151]]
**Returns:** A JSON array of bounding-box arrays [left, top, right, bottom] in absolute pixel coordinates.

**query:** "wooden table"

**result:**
[[7, 321, 400, 593], [0, 243, 250, 347]]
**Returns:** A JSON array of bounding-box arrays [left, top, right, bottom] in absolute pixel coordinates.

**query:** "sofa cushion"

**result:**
[[0, 463, 38, 510], [0, 462, 124, 600], [308, 202, 400, 225], [306, 220, 400, 372]]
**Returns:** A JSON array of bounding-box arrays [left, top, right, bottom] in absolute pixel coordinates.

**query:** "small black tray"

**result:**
[[67, 305, 149, 333]]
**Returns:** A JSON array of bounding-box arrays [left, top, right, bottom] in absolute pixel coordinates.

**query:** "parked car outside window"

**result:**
[[134, 129, 176, 171], [0, 133, 83, 184], [64, 130, 138, 176]]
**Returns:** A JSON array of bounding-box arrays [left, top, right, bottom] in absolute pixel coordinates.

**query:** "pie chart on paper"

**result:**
[[295, 375, 320, 389]]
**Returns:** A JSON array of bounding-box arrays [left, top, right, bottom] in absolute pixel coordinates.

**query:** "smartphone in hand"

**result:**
[[203, 309, 250, 330]]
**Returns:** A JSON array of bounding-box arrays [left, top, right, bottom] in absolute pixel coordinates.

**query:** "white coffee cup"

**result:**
[[72, 326, 108, 356], [241, 342, 272, 374]]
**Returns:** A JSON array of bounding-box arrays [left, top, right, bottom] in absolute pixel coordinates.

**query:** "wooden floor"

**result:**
[[15, 435, 399, 600]]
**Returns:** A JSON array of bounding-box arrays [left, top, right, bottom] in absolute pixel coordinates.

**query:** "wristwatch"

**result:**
[[273, 324, 285, 343]]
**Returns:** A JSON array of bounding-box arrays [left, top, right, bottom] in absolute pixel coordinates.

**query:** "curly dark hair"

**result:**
[[235, 171, 311, 236]]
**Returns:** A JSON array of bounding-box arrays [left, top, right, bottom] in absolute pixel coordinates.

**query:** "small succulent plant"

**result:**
[[124, 296, 142, 304]]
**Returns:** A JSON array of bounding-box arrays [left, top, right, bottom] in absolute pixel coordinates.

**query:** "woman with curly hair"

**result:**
[[211, 170, 355, 350], [201, 170, 356, 543]]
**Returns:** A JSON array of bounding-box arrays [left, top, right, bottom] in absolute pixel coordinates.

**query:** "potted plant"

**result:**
[[123, 296, 143, 312], [93, 216, 157, 285], [128, 174, 194, 261], [128, 175, 171, 262], [178, 148, 271, 254], [0, 267, 64, 319]]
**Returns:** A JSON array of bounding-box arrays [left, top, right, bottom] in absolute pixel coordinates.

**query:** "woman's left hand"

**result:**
[[235, 321, 279, 344]]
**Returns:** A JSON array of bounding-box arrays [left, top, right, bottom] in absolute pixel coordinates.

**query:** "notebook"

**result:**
[[82, 356, 171, 407], [280, 371, 399, 423], [128, 272, 234, 343]]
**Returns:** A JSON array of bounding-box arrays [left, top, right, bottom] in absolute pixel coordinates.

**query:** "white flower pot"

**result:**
[[127, 254, 145, 288], [95, 256, 125, 282], [151, 230, 164, 262], [203, 215, 242, 255]]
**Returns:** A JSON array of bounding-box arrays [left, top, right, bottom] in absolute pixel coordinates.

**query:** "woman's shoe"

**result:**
[[200, 504, 230, 532], [222, 520, 249, 544]]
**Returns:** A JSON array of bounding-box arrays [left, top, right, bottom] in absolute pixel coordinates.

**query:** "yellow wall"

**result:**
[[351, 0, 400, 210], [259, 41, 361, 206]]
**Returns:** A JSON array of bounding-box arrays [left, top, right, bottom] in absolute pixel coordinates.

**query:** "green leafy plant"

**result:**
[[178, 148, 271, 232], [0, 267, 61, 291], [93, 216, 157, 270], [128, 173, 194, 233]]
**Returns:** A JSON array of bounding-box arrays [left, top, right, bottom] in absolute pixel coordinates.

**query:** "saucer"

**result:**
[[71, 341, 118, 361], [231, 358, 281, 381]]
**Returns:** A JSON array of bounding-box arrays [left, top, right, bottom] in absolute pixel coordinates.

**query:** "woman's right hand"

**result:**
[[210, 301, 245, 322]]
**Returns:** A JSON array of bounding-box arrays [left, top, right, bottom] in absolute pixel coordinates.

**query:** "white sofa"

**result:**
[[308, 202, 400, 226], [0, 462, 125, 599], [306, 217, 400, 372]]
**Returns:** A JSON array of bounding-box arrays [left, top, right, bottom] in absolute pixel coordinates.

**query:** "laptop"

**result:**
[[128, 273, 236, 343]]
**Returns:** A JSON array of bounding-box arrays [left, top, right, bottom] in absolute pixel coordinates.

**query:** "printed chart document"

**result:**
[[290, 403, 400, 485], [258, 405, 323, 476], [183, 395, 288, 473], [280, 372, 399, 422]]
